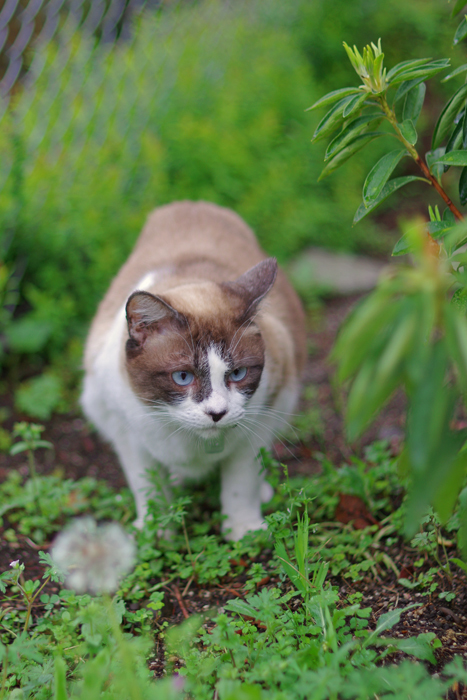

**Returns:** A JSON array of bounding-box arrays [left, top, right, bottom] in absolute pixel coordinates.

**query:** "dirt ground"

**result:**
[[1, 294, 467, 690]]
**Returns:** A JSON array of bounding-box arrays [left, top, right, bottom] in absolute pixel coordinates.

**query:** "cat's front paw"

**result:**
[[222, 518, 267, 541], [260, 481, 274, 503], [132, 515, 145, 530]]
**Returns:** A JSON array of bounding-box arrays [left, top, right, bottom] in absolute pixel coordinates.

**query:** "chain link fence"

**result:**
[[0, 0, 202, 203], [0, 0, 323, 362], [0, 0, 163, 104]]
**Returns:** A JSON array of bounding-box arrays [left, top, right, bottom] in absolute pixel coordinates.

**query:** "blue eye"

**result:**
[[230, 367, 247, 382], [172, 370, 195, 386]]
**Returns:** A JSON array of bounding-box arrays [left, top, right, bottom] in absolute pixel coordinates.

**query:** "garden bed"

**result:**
[[1, 294, 466, 698]]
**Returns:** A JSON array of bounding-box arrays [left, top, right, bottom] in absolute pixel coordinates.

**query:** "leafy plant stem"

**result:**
[[181, 515, 195, 573], [23, 575, 51, 632], [27, 448, 39, 503], [0, 650, 7, 700], [105, 595, 144, 700], [379, 94, 464, 221]]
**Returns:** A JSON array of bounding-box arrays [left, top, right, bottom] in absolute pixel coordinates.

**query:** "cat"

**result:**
[[81, 201, 306, 540]]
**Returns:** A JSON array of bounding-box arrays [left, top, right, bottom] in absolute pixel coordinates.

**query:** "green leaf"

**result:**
[[430, 149, 467, 166], [225, 598, 257, 619], [454, 16, 467, 44], [433, 448, 467, 522], [333, 294, 399, 381], [426, 148, 446, 182], [274, 541, 308, 597], [346, 309, 417, 439], [318, 133, 384, 180], [402, 82, 426, 124], [428, 204, 441, 221], [10, 442, 28, 456], [386, 58, 433, 82], [54, 656, 69, 700], [394, 78, 427, 104], [458, 487, 467, 558], [444, 219, 467, 253], [325, 113, 383, 160], [432, 82, 467, 149], [311, 95, 356, 143], [354, 176, 429, 223], [392, 234, 412, 256], [444, 117, 464, 172], [444, 207, 456, 223], [452, 0, 467, 17], [5, 318, 52, 354], [407, 341, 450, 473], [378, 633, 439, 664], [342, 92, 368, 118], [14, 374, 62, 421], [306, 87, 362, 112], [460, 166, 467, 205], [445, 305, 467, 390], [442, 63, 467, 82], [426, 220, 455, 238], [389, 59, 450, 85], [363, 149, 407, 206], [364, 605, 419, 647], [450, 557, 467, 574], [398, 119, 417, 145]]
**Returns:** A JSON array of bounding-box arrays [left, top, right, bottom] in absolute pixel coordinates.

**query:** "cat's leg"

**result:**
[[220, 447, 267, 541], [111, 432, 160, 529]]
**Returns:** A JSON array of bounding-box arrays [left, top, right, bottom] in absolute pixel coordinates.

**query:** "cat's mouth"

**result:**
[[197, 426, 225, 438]]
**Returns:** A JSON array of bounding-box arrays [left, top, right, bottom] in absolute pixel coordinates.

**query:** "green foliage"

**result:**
[[2, 433, 467, 698], [310, 6, 467, 547], [0, 0, 461, 371], [14, 374, 63, 420]]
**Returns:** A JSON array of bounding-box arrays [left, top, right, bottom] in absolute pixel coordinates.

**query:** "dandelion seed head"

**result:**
[[51, 517, 135, 594]]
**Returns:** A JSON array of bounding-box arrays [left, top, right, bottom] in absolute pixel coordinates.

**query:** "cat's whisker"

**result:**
[[243, 413, 297, 440], [170, 329, 194, 356], [228, 312, 260, 356], [240, 417, 298, 459], [236, 423, 260, 455], [243, 409, 299, 440], [185, 318, 196, 355], [248, 406, 301, 417]]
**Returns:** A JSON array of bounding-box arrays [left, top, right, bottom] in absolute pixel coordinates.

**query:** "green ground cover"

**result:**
[[1, 433, 466, 699]]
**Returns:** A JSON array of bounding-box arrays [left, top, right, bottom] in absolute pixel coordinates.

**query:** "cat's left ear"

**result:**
[[223, 258, 277, 319], [126, 291, 182, 345]]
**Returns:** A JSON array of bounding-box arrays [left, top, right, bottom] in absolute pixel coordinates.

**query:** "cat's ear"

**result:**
[[223, 258, 277, 319], [126, 291, 181, 345]]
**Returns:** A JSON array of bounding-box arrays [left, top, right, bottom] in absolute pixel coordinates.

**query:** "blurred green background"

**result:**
[[0, 0, 462, 414]]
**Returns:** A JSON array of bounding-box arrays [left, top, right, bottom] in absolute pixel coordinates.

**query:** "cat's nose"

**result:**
[[208, 410, 227, 423]]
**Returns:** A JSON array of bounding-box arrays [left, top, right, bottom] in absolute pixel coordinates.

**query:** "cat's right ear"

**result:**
[[126, 291, 181, 346]]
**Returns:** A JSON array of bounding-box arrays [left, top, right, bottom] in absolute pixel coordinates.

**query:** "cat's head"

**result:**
[[124, 258, 277, 434]]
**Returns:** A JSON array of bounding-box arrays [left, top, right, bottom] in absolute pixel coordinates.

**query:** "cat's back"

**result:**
[[84, 201, 306, 372]]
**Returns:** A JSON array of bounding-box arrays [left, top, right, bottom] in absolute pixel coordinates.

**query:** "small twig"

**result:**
[[415, 156, 464, 221], [24, 536, 50, 550], [23, 575, 51, 632], [172, 584, 190, 620], [182, 575, 194, 597], [379, 94, 464, 222], [217, 586, 244, 599], [439, 606, 461, 625]]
